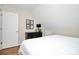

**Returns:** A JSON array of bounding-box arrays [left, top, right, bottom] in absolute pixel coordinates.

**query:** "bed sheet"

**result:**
[[19, 35, 79, 55]]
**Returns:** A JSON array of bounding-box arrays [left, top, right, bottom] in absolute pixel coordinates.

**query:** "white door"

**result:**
[[0, 8, 2, 50], [2, 12, 18, 49]]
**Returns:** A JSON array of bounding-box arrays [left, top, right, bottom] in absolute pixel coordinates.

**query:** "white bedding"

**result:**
[[19, 35, 79, 55]]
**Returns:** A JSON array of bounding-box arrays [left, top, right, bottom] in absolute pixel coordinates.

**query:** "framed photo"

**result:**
[[26, 19, 34, 29], [29, 24, 34, 29], [30, 20, 34, 25], [26, 19, 30, 25]]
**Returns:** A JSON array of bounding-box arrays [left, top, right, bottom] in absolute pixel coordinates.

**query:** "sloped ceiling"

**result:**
[[32, 4, 79, 29]]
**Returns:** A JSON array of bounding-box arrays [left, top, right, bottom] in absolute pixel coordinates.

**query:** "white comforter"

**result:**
[[19, 35, 79, 55]]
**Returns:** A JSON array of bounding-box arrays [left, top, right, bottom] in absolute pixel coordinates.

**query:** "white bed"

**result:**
[[19, 35, 79, 55]]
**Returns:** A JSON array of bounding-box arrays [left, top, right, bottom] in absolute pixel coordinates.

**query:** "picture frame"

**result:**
[[26, 19, 34, 30], [30, 20, 34, 25], [26, 19, 30, 25]]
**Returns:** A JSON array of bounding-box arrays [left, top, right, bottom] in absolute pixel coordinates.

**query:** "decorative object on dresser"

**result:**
[[35, 24, 42, 32], [25, 32, 42, 39], [26, 19, 34, 30]]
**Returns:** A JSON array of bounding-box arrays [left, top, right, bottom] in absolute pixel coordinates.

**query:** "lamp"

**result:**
[[36, 24, 42, 32], [36, 24, 41, 27]]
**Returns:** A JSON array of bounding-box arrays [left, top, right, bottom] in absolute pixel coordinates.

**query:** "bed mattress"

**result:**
[[19, 35, 79, 55]]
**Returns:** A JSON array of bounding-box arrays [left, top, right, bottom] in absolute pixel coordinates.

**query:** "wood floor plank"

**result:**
[[0, 46, 20, 55]]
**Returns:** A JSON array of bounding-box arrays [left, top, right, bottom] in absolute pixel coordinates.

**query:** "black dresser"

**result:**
[[25, 32, 42, 39]]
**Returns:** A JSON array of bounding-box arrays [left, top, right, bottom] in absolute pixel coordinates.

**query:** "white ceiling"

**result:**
[[6, 4, 39, 11]]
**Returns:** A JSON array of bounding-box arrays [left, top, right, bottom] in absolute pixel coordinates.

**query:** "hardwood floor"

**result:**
[[0, 46, 20, 55]]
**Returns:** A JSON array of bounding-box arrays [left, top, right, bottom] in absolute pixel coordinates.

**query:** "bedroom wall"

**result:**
[[32, 4, 79, 37], [2, 5, 36, 44]]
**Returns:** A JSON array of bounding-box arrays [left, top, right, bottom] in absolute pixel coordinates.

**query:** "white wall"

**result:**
[[0, 5, 2, 49], [2, 5, 36, 44], [32, 4, 79, 37]]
